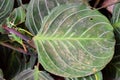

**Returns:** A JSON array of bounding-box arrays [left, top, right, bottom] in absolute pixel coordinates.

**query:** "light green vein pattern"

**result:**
[[33, 3, 115, 77], [25, 0, 87, 35]]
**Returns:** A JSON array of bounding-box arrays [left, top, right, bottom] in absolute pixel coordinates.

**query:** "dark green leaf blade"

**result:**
[[33, 4, 115, 77], [0, 0, 14, 24]]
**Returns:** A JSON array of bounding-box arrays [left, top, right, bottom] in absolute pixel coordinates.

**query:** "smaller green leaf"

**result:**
[[7, 6, 26, 27], [33, 66, 39, 80], [65, 71, 103, 80], [13, 68, 54, 80]]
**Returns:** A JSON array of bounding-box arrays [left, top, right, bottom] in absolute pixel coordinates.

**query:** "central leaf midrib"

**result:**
[[35, 36, 105, 41]]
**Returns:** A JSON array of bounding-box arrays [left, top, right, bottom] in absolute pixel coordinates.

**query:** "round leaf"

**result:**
[[33, 3, 115, 77]]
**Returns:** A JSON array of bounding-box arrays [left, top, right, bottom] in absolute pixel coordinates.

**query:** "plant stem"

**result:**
[[3, 25, 29, 42], [97, 0, 120, 10], [2, 25, 36, 49], [0, 42, 28, 54], [0, 42, 37, 56], [94, 0, 100, 8]]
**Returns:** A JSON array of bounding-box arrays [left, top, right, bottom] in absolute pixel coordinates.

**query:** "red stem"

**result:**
[[3, 25, 30, 42], [2, 25, 36, 49], [0, 42, 37, 56]]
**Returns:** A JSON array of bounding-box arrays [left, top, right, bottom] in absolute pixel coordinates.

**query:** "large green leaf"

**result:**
[[13, 68, 54, 80], [65, 71, 103, 80], [0, 0, 14, 24], [25, 0, 89, 35], [33, 3, 115, 77]]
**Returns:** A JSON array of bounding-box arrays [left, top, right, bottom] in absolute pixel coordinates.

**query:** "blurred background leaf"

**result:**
[[13, 67, 54, 80], [101, 2, 120, 80], [7, 6, 26, 27], [0, 45, 36, 80], [0, 0, 14, 24]]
